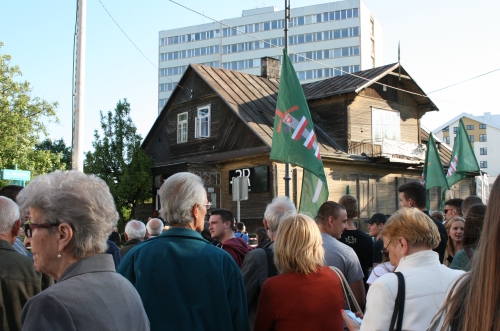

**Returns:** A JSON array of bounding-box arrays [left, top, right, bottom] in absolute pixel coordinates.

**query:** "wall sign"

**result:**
[[229, 165, 269, 193]]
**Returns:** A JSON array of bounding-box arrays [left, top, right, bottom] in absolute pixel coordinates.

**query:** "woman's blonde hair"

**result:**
[[444, 217, 465, 267], [382, 208, 440, 249], [274, 213, 324, 275]]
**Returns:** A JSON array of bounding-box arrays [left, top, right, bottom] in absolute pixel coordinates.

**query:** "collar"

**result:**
[[159, 227, 208, 242], [0, 239, 15, 251], [124, 238, 143, 246], [395, 250, 440, 272], [59, 254, 115, 282]]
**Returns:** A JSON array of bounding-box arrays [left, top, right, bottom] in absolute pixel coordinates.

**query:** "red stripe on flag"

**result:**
[[292, 117, 308, 141], [306, 133, 316, 149]]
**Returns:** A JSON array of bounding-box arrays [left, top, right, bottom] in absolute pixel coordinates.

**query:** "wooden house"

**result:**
[[142, 59, 476, 230]]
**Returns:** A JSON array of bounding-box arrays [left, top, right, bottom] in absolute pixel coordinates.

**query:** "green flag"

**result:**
[[422, 133, 449, 209], [270, 48, 329, 216], [422, 133, 449, 190], [446, 119, 481, 187]]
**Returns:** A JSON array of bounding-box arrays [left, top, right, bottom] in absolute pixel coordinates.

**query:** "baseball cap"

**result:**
[[364, 213, 387, 224]]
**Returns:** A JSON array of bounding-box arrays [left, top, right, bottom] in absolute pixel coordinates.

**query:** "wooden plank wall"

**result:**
[[308, 95, 350, 151]]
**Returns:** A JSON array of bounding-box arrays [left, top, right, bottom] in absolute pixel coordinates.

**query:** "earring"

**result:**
[[57, 252, 62, 259]]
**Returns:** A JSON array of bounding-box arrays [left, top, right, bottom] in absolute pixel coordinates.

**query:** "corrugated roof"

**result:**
[[190, 63, 345, 154], [302, 63, 439, 112]]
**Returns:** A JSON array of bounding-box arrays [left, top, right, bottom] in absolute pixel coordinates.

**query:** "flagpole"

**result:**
[[283, 0, 291, 197]]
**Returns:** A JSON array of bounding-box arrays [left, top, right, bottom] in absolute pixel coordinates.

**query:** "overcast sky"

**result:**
[[1, 0, 499, 153]]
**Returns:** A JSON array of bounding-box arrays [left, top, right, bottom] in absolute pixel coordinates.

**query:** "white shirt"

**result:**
[[361, 250, 463, 331]]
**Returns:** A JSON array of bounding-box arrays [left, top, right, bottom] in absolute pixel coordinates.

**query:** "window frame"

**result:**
[[195, 105, 211, 139], [479, 124, 486, 129], [466, 125, 474, 130], [480, 147, 487, 155], [480, 161, 488, 168], [177, 112, 188, 143], [479, 134, 487, 142], [371, 107, 401, 143]]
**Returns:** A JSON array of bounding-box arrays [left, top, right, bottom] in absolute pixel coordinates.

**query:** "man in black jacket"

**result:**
[[398, 181, 448, 263]]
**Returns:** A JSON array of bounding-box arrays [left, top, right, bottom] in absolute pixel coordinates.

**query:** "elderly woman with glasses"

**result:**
[[342, 208, 463, 331], [18, 171, 149, 331]]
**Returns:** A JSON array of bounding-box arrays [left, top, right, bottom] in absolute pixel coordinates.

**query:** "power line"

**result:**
[[427, 68, 500, 94], [98, 0, 157, 70], [168, 0, 429, 99]]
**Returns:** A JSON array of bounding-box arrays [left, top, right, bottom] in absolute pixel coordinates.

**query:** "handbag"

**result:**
[[389, 272, 406, 331], [329, 266, 362, 313]]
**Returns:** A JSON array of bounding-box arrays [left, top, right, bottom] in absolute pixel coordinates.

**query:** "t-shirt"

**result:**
[[340, 229, 373, 283], [366, 262, 395, 285], [234, 231, 249, 243], [373, 238, 384, 264], [321, 232, 364, 283]]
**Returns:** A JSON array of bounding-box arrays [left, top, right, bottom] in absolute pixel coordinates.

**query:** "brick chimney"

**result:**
[[261, 57, 280, 79]]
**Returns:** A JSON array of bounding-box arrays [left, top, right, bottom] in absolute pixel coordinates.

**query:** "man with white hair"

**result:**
[[118, 172, 248, 331], [241, 196, 296, 330], [146, 218, 163, 238], [0, 196, 49, 330], [119, 220, 146, 258]]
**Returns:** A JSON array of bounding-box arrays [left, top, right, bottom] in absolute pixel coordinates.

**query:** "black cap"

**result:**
[[364, 213, 387, 224]]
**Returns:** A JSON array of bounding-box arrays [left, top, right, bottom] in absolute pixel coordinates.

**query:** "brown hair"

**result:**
[[463, 204, 486, 248], [274, 213, 324, 275], [434, 177, 500, 331], [338, 195, 358, 219], [381, 208, 440, 249]]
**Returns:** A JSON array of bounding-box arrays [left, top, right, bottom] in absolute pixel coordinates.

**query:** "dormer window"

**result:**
[[195, 105, 211, 138]]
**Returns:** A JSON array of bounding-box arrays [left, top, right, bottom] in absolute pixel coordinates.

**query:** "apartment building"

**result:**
[[158, 0, 383, 111], [433, 112, 500, 185]]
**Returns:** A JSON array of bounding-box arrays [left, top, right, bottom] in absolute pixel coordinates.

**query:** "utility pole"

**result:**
[[283, 0, 291, 197], [72, 0, 87, 171]]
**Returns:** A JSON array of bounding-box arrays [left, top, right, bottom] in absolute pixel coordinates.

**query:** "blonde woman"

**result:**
[[342, 208, 463, 331], [253, 213, 344, 331], [444, 217, 465, 267]]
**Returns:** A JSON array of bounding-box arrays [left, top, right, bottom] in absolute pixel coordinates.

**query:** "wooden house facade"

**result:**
[[142, 60, 476, 231]]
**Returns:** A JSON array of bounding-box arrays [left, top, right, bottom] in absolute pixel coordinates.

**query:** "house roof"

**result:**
[[302, 63, 439, 113], [431, 112, 500, 133], [420, 125, 452, 166]]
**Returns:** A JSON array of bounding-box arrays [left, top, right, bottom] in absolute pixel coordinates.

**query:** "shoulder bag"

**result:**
[[389, 271, 405, 331]]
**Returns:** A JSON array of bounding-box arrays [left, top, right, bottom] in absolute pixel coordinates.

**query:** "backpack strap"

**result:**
[[262, 242, 278, 278], [389, 272, 405, 331]]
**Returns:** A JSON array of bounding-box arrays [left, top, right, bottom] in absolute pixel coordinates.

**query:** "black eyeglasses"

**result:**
[[24, 223, 59, 238], [382, 240, 392, 258]]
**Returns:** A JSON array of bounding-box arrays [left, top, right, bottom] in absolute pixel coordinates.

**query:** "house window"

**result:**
[[177, 112, 188, 143], [480, 161, 488, 168], [442, 126, 449, 132], [466, 125, 474, 130], [453, 127, 458, 134], [480, 147, 487, 155], [444, 136, 450, 144], [479, 124, 486, 129], [372, 108, 400, 142], [469, 135, 474, 142], [479, 134, 487, 142], [195, 105, 211, 138]]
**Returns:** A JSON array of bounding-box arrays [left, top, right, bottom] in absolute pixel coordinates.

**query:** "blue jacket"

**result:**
[[118, 228, 249, 331]]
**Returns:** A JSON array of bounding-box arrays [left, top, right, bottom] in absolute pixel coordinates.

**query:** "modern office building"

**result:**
[[158, 0, 383, 112], [433, 112, 499, 189]]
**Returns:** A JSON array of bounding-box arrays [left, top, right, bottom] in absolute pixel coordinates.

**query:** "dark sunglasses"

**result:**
[[24, 223, 59, 238]]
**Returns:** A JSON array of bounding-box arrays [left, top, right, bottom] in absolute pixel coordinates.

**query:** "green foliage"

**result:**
[[0, 42, 64, 186], [84, 99, 153, 228], [35, 138, 72, 170]]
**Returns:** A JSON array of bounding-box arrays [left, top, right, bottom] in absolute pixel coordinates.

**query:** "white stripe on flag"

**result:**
[[312, 179, 323, 203], [304, 130, 315, 149], [291, 117, 308, 140]]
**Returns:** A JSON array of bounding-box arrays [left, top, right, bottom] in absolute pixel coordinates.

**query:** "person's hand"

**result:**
[[341, 309, 362, 331]]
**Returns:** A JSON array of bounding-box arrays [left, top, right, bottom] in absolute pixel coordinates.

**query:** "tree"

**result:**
[[84, 99, 153, 229], [0, 41, 64, 186], [35, 138, 72, 170]]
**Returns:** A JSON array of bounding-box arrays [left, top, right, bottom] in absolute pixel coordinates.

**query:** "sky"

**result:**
[[1, 0, 499, 154]]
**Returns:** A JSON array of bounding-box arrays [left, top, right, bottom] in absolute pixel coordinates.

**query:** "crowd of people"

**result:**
[[0, 170, 498, 331]]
